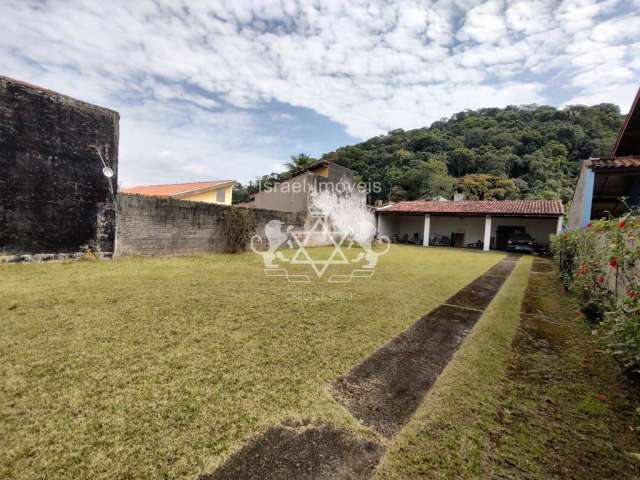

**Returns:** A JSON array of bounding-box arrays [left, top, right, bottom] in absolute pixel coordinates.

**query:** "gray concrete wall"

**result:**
[[251, 163, 363, 215], [251, 172, 313, 212], [115, 194, 305, 256], [568, 163, 588, 229], [0, 76, 119, 254]]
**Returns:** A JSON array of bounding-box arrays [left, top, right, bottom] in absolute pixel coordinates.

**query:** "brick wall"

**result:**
[[115, 194, 305, 256], [0, 76, 119, 254]]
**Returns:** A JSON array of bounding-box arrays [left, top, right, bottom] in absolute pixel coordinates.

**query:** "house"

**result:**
[[250, 161, 372, 246], [377, 199, 563, 251], [568, 87, 640, 229], [121, 180, 235, 205], [250, 161, 362, 213]]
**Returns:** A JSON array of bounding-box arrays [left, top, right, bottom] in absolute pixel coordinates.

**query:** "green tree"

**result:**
[[395, 160, 455, 200], [284, 153, 316, 174], [448, 147, 476, 177], [457, 174, 519, 200], [231, 183, 250, 204], [235, 103, 624, 202]]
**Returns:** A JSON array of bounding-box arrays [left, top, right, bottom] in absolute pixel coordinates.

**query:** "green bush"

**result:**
[[551, 211, 640, 373]]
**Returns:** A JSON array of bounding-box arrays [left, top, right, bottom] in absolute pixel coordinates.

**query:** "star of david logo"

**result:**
[[289, 214, 351, 278]]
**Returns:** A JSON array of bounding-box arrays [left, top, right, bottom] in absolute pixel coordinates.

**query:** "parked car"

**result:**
[[506, 232, 534, 253]]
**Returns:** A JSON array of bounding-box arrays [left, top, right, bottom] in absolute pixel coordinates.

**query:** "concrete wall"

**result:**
[[0, 76, 119, 254], [568, 163, 589, 229], [115, 194, 305, 256], [251, 163, 363, 215], [251, 173, 313, 212], [251, 163, 370, 247]]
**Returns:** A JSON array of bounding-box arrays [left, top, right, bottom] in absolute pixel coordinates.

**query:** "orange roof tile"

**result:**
[[121, 180, 234, 198], [378, 199, 563, 216], [587, 156, 640, 169]]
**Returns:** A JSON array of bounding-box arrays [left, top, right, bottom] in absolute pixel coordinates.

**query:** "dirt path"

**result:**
[[332, 256, 518, 437], [199, 421, 383, 480], [200, 255, 519, 479]]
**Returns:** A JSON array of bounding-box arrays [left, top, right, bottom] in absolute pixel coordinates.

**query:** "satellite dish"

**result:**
[[102, 167, 114, 178]]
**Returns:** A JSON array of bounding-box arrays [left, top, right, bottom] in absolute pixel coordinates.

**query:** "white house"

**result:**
[[377, 199, 564, 251]]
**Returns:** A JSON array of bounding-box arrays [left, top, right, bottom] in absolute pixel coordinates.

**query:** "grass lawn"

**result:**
[[0, 245, 503, 480]]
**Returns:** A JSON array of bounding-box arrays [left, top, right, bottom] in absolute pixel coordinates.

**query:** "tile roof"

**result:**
[[587, 156, 640, 169], [121, 180, 234, 198], [378, 199, 564, 216]]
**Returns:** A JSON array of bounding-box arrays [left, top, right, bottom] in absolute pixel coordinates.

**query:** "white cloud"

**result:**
[[0, 0, 639, 184], [457, 0, 509, 44]]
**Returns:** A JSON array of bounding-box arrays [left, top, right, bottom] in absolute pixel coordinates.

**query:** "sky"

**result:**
[[1, 0, 639, 186]]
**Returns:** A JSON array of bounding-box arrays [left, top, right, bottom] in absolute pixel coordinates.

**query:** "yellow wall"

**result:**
[[182, 185, 233, 205], [314, 165, 329, 177]]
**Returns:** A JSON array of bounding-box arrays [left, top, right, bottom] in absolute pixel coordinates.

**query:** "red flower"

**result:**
[[609, 257, 618, 268], [587, 222, 592, 228], [629, 290, 638, 299], [597, 276, 605, 284], [619, 220, 627, 229], [563, 234, 568, 241]]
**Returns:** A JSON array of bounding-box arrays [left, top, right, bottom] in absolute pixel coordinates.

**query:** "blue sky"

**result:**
[[1, 0, 639, 186]]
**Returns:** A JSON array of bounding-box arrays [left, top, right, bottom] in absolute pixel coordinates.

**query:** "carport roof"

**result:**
[[378, 199, 564, 216]]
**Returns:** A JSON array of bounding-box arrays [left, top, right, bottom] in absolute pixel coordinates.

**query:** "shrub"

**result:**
[[223, 207, 256, 253], [552, 210, 640, 373]]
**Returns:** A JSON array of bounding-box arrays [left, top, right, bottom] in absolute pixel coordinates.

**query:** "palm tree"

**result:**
[[284, 153, 316, 174]]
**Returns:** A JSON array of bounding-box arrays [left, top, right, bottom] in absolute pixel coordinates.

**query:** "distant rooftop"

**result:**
[[121, 180, 235, 199]]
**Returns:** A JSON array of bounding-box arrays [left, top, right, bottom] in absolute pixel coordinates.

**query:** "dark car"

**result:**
[[506, 232, 534, 253]]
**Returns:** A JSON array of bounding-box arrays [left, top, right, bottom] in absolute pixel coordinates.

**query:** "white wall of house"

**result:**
[[377, 214, 424, 240], [490, 217, 557, 246], [430, 216, 485, 245]]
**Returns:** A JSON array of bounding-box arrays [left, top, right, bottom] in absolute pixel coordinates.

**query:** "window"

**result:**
[[216, 188, 225, 203]]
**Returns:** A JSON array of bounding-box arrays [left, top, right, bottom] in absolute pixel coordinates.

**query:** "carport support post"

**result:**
[[483, 215, 491, 251], [423, 214, 430, 246]]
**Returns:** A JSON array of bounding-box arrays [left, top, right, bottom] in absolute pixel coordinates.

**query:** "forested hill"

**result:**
[[320, 103, 623, 203]]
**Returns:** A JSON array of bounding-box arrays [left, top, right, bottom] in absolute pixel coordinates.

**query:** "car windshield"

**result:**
[[509, 233, 532, 241]]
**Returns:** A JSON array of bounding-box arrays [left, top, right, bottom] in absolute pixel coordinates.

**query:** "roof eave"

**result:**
[[171, 181, 236, 199], [377, 210, 562, 217], [611, 86, 640, 158]]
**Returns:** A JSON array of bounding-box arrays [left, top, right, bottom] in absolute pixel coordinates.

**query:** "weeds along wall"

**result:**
[[115, 194, 305, 256]]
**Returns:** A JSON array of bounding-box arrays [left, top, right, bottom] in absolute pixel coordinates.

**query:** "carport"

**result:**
[[377, 200, 564, 251]]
